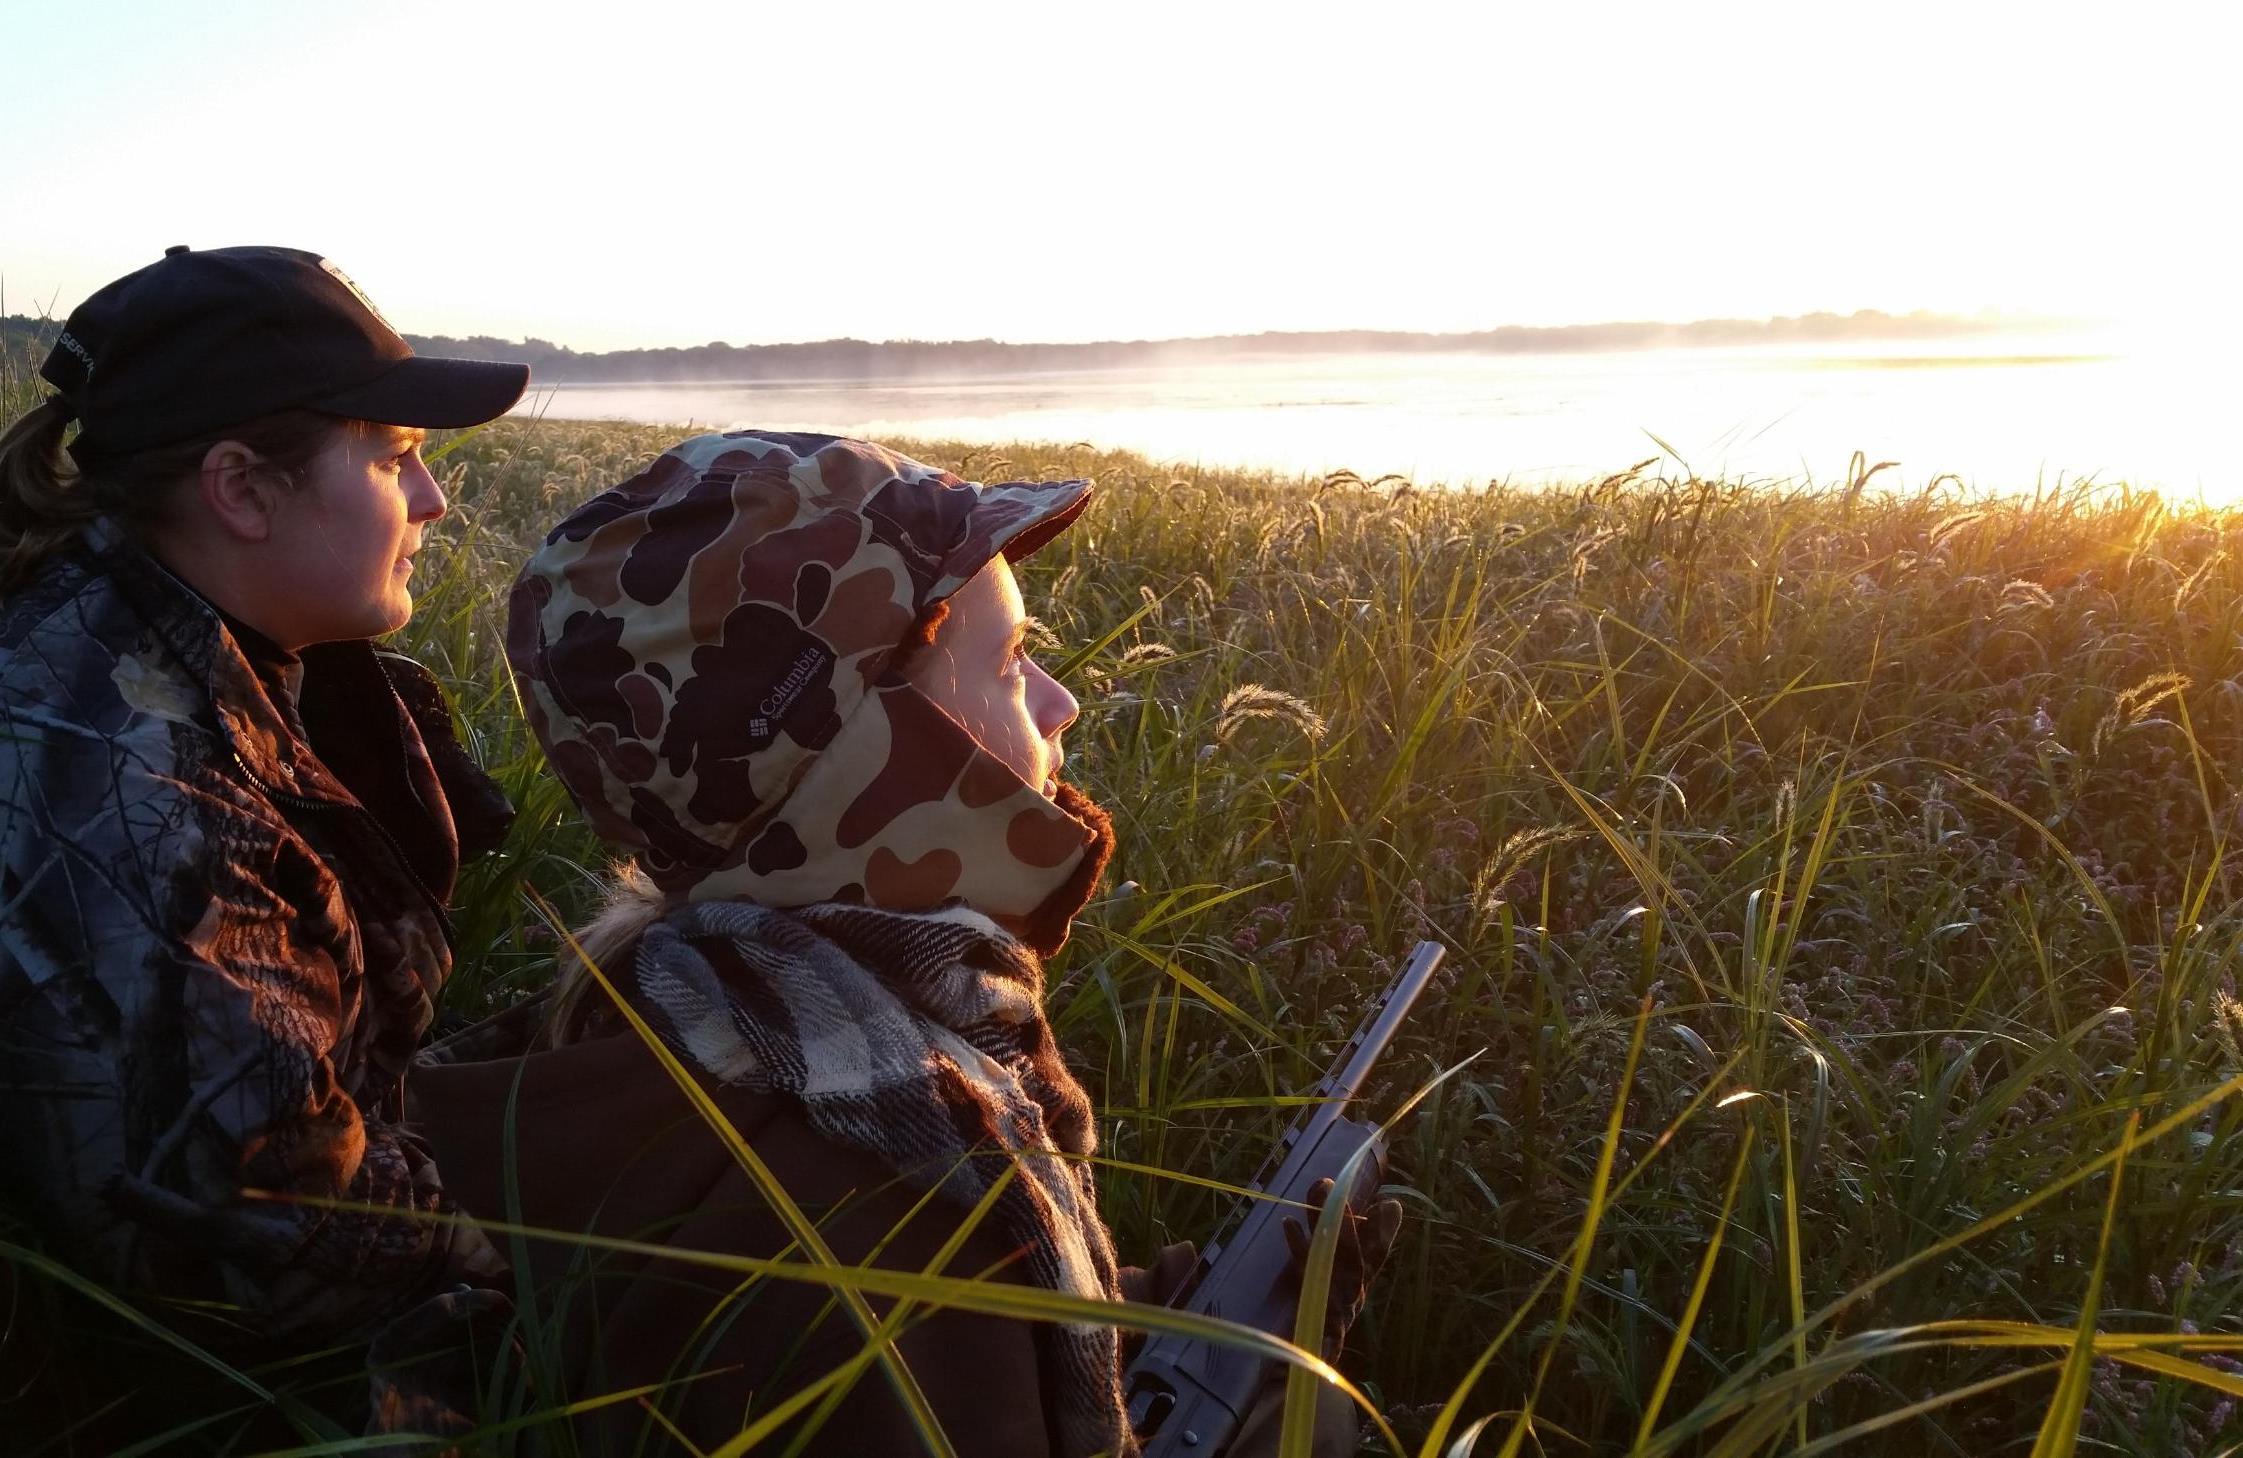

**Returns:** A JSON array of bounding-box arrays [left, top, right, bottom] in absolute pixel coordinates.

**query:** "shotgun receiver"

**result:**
[[1124, 940, 1445, 1454]]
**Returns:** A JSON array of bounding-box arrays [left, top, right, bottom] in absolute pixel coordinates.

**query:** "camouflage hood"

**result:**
[[508, 431, 1106, 940]]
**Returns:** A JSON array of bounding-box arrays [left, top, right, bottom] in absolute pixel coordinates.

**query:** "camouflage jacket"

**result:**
[[0, 520, 511, 1351]]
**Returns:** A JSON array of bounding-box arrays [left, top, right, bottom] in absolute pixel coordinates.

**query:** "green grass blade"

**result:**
[[1633, 1124, 1755, 1447], [2027, 1109, 2138, 1458], [0, 1239, 279, 1404], [253, 1191, 1392, 1433], [774, 1163, 1022, 1458], [1089, 922, 1285, 1045], [1785, 1361, 2061, 1458], [1780, 1098, 1809, 1449], [1492, 996, 1654, 1457]]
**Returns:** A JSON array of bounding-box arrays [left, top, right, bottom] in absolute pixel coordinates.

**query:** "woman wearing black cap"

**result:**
[[0, 246, 529, 1446]]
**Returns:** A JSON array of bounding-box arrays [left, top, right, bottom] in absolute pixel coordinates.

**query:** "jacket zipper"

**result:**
[[238, 752, 460, 955]]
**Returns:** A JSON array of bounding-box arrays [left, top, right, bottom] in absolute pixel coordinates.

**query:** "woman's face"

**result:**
[[907, 557, 1078, 797], [257, 424, 447, 646]]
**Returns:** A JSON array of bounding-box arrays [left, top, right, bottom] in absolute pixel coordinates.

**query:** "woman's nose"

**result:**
[[406, 455, 448, 523]]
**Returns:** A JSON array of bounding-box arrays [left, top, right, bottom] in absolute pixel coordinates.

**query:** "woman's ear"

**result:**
[[195, 439, 283, 543]]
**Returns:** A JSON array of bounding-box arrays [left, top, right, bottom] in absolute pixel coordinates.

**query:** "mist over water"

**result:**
[[518, 337, 2231, 497]]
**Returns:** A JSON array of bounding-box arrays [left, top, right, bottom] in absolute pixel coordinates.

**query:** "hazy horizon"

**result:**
[[1, 301, 2094, 365], [404, 305, 2094, 360], [0, 305, 2112, 389]]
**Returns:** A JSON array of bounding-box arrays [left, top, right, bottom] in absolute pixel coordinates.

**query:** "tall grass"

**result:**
[[411, 421, 2243, 1453], [12, 343, 2243, 1453]]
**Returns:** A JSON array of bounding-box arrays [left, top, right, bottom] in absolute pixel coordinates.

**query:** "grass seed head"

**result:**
[[1212, 683, 1327, 745]]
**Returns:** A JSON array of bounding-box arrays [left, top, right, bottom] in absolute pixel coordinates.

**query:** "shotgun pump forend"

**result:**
[[1124, 940, 1445, 1454]]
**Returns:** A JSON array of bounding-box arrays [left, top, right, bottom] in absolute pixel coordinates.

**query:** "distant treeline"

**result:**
[[1, 308, 2067, 386]]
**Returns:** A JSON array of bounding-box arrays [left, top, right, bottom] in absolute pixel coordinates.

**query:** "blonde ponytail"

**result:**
[[543, 860, 674, 1047]]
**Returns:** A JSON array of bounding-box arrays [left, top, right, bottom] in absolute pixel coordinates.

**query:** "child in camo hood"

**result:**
[[493, 430, 1135, 1454], [507, 429, 1112, 949]]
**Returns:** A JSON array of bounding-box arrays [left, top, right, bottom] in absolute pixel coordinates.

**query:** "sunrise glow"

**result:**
[[7, 0, 2232, 352]]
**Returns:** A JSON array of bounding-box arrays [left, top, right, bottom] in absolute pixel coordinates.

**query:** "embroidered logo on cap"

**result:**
[[318, 258, 397, 331], [54, 330, 96, 380]]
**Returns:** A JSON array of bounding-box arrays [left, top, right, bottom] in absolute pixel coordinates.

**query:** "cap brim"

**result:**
[[921, 475, 1093, 610], [311, 355, 530, 429], [990, 478, 1095, 563]]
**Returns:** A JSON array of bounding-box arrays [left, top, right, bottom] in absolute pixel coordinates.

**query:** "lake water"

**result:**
[[517, 338, 2234, 498]]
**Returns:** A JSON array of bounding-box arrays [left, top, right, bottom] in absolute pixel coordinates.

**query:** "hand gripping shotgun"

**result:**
[[1125, 940, 1445, 1454]]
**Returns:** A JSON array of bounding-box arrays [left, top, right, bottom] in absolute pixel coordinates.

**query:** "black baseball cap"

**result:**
[[40, 245, 530, 459]]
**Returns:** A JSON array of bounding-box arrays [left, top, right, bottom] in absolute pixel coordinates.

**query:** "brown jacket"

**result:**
[[416, 1024, 1088, 1454], [411, 1024, 1358, 1457]]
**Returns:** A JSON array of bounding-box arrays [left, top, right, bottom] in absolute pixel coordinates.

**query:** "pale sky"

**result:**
[[6, 0, 2235, 351]]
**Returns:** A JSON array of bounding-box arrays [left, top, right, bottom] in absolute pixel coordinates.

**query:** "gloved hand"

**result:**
[[365, 1283, 519, 1455], [1117, 1240, 1200, 1365], [1118, 1240, 1200, 1306], [1281, 1176, 1404, 1353]]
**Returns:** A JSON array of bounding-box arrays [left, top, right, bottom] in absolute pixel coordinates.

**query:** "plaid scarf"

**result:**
[[630, 898, 1131, 1457]]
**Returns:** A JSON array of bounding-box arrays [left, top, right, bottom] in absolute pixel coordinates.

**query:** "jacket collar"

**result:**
[[84, 517, 360, 806]]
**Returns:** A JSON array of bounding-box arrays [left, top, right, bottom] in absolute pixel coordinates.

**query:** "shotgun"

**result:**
[[1124, 940, 1445, 1454]]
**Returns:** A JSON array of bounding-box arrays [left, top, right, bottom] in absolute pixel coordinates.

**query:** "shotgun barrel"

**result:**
[[1124, 940, 1445, 1454]]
